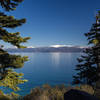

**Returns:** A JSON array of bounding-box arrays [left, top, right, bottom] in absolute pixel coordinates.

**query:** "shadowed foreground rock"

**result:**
[[64, 89, 99, 100]]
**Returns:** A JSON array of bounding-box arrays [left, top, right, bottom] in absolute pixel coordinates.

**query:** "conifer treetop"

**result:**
[[0, 0, 23, 11]]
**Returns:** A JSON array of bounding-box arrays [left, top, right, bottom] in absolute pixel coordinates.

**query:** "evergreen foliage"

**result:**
[[0, 69, 28, 91], [73, 48, 98, 85], [0, 0, 30, 94], [73, 11, 100, 98], [0, 0, 23, 11]]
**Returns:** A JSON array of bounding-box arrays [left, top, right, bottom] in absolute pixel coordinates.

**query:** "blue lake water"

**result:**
[[3, 53, 82, 95]]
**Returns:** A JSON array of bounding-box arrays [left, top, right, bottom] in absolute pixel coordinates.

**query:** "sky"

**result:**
[[2, 0, 100, 47]]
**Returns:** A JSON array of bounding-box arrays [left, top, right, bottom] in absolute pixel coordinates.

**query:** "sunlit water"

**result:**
[[2, 53, 82, 95]]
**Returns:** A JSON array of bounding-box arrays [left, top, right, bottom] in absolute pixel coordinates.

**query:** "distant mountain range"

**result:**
[[5, 45, 87, 53]]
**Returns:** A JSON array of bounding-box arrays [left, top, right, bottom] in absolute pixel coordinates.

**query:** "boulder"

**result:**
[[64, 89, 99, 100]]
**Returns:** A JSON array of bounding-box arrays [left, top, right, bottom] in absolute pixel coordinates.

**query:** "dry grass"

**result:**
[[23, 84, 95, 100], [0, 84, 96, 100]]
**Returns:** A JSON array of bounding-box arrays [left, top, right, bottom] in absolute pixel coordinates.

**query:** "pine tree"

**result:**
[[73, 11, 100, 98], [0, 0, 30, 93]]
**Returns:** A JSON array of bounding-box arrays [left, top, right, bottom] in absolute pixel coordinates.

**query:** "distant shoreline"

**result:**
[[8, 51, 83, 53], [5, 46, 85, 53]]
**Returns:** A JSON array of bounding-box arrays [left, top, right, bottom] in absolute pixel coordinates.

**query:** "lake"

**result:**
[[3, 53, 82, 95]]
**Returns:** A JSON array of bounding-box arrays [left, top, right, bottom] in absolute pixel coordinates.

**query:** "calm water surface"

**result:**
[[4, 53, 82, 95]]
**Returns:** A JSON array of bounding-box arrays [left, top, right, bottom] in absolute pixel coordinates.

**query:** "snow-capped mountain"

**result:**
[[49, 45, 88, 48]]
